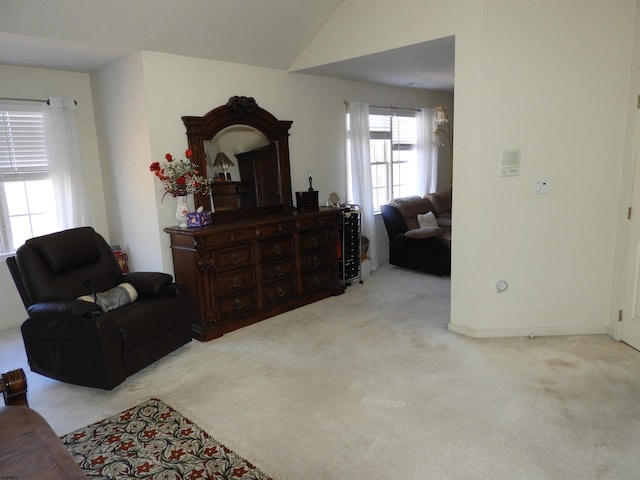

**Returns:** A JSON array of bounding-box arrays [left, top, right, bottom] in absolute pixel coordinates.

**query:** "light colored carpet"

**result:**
[[1, 266, 639, 479]]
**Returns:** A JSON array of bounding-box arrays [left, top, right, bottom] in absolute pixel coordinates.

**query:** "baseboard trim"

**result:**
[[447, 322, 609, 339]]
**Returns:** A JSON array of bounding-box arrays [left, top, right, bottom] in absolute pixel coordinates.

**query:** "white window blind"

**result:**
[[0, 102, 55, 253], [0, 109, 48, 180], [367, 108, 418, 211]]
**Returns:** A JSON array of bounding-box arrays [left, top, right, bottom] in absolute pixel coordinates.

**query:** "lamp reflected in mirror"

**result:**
[[213, 152, 235, 182]]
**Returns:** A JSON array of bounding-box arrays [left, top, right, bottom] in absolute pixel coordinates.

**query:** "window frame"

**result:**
[[368, 108, 418, 212], [0, 102, 55, 255]]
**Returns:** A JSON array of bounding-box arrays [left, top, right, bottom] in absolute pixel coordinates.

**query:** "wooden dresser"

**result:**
[[165, 208, 344, 340]]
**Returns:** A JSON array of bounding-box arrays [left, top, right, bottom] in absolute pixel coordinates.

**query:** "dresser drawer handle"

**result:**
[[277, 287, 286, 297], [232, 276, 242, 288], [314, 276, 321, 286], [231, 254, 240, 264], [312, 256, 320, 266], [196, 256, 213, 270], [275, 245, 282, 255], [312, 237, 319, 246], [235, 299, 244, 310], [275, 266, 284, 277]]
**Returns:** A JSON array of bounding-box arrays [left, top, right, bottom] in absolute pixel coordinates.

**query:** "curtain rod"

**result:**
[[0, 97, 78, 105], [370, 104, 420, 112], [343, 100, 419, 112]]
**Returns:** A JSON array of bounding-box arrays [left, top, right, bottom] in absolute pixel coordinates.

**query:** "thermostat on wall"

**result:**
[[499, 149, 521, 177]]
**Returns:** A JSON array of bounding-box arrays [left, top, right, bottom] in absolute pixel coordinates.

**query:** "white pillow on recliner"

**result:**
[[77, 282, 138, 312], [417, 211, 439, 228]]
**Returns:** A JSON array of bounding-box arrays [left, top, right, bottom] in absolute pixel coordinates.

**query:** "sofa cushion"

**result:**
[[405, 226, 443, 239], [387, 196, 432, 230], [425, 191, 452, 218], [114, 296, 186, 353]]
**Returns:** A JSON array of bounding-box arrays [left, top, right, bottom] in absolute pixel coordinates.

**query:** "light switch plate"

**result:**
[[499, 149, 521, 176]]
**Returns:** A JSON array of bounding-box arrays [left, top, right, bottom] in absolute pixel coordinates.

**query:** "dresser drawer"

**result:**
[[300, 250, 329, 271], [214, 266, 256, 295], [212, 244, 254, 271], [262, 259, 294, 282], [217, 290, 257, 317], [259, 222, 296, 238], [298, 215, 337, 230], [301, 271, 332, 291], [260, 237, 293, 260], [204, 227, 256, 248], [299, 229, 329, 252], [263, 279, 296, 304]]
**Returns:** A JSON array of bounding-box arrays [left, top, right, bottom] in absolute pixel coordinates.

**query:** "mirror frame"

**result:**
[[182, 96, 293, 222]]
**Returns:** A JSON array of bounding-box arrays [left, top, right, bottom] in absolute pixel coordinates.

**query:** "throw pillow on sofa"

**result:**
[[417, 211, 439, 228]]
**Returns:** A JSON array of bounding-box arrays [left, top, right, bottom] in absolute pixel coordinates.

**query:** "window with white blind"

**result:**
[[369, 108, 418, 212], [0, 105, 57, 253]]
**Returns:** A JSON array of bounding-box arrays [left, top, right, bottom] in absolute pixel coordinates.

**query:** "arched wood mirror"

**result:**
[[182, 96, 294, 223]]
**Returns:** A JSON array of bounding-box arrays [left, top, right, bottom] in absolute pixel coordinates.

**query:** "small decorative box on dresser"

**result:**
[[165, 209, 343, 340]]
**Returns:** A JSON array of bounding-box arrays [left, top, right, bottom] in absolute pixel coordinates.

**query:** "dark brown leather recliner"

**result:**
[[7, 227, 192, 390]]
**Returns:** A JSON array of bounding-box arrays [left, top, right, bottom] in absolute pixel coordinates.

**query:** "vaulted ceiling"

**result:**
[[0, 0, 454, 91]]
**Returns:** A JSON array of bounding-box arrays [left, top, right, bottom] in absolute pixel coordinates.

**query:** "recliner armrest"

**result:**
[[121, 272, 173, 298], [27, 300, 102, 319]]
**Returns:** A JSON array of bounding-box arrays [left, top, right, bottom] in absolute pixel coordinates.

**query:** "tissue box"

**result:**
[[186, 210, 212, 228]]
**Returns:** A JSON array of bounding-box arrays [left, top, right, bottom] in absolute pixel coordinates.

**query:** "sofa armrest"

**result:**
[[120, 272, 173, 298], [381, 204, 409, 240]]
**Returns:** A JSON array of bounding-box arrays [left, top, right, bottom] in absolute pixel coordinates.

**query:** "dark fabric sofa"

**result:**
[[7, 227, 192, 390], [381, 191, 451, 276]]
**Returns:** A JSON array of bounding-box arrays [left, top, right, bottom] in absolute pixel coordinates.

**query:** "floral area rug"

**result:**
[[60, 398, 273, 480]]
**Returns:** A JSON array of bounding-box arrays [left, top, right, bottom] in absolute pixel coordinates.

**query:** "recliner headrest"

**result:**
[[26, 227, 101, 273]]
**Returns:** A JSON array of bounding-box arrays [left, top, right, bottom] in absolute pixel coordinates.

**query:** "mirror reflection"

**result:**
[[183, 96, 294, 220], [205, 126, 270, 211]]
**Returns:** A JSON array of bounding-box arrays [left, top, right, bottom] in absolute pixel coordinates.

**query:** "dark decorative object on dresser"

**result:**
[[167, 97, 344, 341]]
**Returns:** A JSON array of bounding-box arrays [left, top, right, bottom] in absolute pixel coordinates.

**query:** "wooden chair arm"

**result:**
[[0, 368, 28, 406]]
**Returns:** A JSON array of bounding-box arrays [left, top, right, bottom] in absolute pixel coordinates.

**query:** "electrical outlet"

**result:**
[[534, 180, 549, 195]]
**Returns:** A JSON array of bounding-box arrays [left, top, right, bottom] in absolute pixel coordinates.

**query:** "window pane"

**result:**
[[4, 181, 28, 215], [9, 214, 32, 249], [30, 212, 57, 238], [25, 179, 55, 214], [2, 179, 57, 251], [370, 139, 388, 165]]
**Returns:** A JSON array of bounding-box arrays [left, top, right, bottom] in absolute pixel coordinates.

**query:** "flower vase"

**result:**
[[176, 195, 189, 228]]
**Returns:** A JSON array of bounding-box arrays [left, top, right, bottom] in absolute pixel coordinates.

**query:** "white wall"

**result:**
[[96, 51, 451, 274], [295, 0, 636, 337], [0, 65, 109, 330], [91, 53, 161, 272]]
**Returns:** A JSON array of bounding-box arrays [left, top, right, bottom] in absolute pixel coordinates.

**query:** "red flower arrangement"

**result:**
[[149, 149, 210, 200]]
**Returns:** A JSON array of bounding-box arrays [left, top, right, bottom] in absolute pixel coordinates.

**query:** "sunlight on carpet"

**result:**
[[60, 398, 273, 480]]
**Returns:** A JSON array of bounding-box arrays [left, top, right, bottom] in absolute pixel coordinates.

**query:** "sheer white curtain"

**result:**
[[417, 107, 438, 195], [44, 97, 92, 229], [345, 100, 378, 271]]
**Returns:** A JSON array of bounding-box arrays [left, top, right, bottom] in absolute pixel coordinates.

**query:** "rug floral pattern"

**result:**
[[60, 398, 273, 480]]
